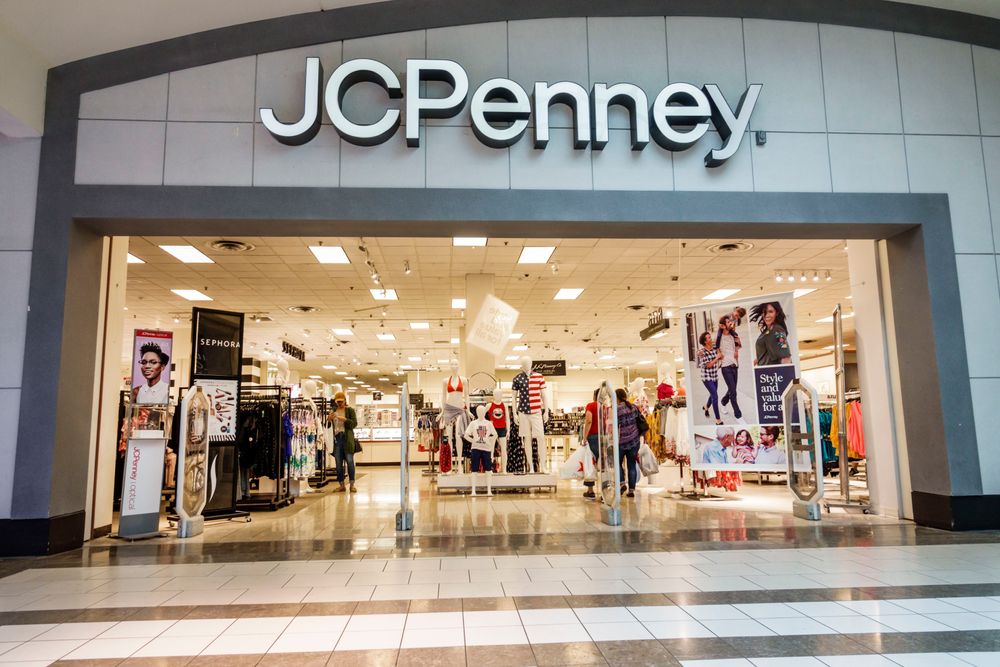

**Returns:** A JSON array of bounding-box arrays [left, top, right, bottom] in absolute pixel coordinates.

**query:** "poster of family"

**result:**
[[682, 292, 807, 472]]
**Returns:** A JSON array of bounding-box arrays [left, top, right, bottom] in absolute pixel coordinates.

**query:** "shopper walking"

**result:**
[[615, 388, 641, 497], [581, 389, 600, 499], [696, 331, 723, 425], [328, 391, 359, 492], [715, 315, 743, 420]]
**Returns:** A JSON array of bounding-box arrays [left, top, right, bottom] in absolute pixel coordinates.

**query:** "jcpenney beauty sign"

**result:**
[[260, 58, 762, 167]]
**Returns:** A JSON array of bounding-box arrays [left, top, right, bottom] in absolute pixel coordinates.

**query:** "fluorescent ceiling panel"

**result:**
[[160, 245, 213, 264], [451, 298, 466, 309], [554, 288, 584, 300], [331, 328, 353, 336], [453, 237, 487, 246], [370, 288, 398, 301], [518, 246, 555, 264], [170, 289, 212, 301], [410, 322, 430, 329], [702, 288, 741, 300], [126, 253, 145, 264], [376, 333, 396, 341], [308, 245, 350, 264], [793, 288, 817, 298]]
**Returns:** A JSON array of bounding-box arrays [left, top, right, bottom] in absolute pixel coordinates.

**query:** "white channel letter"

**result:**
[[470, 78, 531, 149], [405, 59, 469, 147], [260, 57, 324, 146], [650, 82, 711, 151], [590, 83, 650, 151], [702, 83, 763, 168], [325, 58, 402, 146], [533, 81, 591, 149]]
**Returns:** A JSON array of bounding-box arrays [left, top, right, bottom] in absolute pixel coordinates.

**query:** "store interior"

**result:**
[[100, 235, 890, 543]]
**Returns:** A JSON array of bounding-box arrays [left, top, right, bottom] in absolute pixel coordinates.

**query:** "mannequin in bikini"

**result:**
[[439, 359, 470, 473]]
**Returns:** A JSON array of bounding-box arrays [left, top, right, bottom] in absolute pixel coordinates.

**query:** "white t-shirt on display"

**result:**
[[464, 419, 498, 452]]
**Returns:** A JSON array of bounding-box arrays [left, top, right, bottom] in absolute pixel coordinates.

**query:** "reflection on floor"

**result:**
[[2, 466, 999, 665]]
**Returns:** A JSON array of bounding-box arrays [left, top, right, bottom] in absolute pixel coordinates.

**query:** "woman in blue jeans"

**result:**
[[582, 389, 600, 499], [327, 391, 359, 492], [696, 331, 724, 425], [615, 388, 641, 497]]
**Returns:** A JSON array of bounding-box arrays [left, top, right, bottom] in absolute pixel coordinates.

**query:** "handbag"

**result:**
[[354, 439, 363, 454], [636, 409, 650, 437]]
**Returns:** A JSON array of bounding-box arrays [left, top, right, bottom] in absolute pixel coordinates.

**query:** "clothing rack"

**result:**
[[416, 407, 441, 476], [291, 396, 330, 489], [236, 385, 294, 511]]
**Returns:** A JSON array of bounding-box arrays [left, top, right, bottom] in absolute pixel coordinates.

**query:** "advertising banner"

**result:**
[[130, 329, 173, 405], [467, 294, 519, 356], [191, 308, 244, 379], [681, 292, 802, 472], [193, 379, 239, 442], [532, 360, 567, 377]]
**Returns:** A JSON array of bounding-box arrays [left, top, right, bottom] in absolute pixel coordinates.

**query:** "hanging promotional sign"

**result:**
[[191, 308, 244, 378], [260, 57, 761, 168], [681, 292, 803, 472], [532, 360, 567, 377], [130, 329, 173, 405], [467, 294, 519, 356]]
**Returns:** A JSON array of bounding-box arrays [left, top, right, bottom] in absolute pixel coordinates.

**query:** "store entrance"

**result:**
[[85, 233, 907, 546]]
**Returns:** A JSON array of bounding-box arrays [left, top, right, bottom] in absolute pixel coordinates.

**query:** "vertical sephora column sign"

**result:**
[[190, 308, 245, 516]]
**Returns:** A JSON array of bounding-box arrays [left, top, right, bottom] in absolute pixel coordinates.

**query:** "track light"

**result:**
[[775, 271, 783, 283], [404, 260, 411, 275], [813, 271, 819, 282], [825, 270, 832, 282]]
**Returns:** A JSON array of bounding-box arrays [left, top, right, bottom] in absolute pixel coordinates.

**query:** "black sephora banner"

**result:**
[[532, 360, 567, 376], [191, 308, 244, 379]]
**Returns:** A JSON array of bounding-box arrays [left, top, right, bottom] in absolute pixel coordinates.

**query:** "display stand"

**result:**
[[436, 472, 557, 493], [307, 397, 331, 488], [117, 403, 173, 540], [783, 377, 824, 520], [236, 385, 294, 511]]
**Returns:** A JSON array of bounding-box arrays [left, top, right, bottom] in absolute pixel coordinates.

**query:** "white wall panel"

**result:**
[[0, 251, 30, 388], [509, 18, 588, 130], [666, 17, 747, 103], [167, 56, 257, 122], [425, 125, 509, 189], [0, 388, 19, 518], [829, 134, 909, 193], [896, 34, 979, 135], [672, 131, 753, 192], [973, 378, 1000, 494], [588, 17, 666, 130], [906, 135, 993, 254], [339, 136, 425, 188], [820, 26, 902, 133], [342, 31, 424, 128], [984, 137, 1000, 249], [509, 127, 592, 190], [163, 122, 253, 186], [75, 120, 165, 186], [426, 22, 507, 127], [255, 43, 343, 127], [79, 75, 168, 121], [253, 124, 340, 188], [956, 254, 1000, 378], [743, 19, 826, 132], [591, 130, 673, 191], [975, 46, 1000, 136], [751, 132, 831, 192], [0, 138, 40, 250]]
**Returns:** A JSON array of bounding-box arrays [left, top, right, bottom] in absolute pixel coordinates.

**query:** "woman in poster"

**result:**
[[715, 315, 743, 420], [696, 332, 723, 425], [132, 342, 170, 405], [750, 301, 792, 366]]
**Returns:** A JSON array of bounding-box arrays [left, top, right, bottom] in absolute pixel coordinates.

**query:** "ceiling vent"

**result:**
[[208, 239, 256, 253], [287, 305, 320, 313], [708, 241, 754, 255], [626, 304, 646, 311]]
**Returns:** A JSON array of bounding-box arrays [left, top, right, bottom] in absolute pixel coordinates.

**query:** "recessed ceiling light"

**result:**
[[554, 288, 584, 300], [335, 371, 348, 375], [816, 312, 855, 323], [674, 356, 684, 362], [598, 354, 615, 360], [160, 245, 214, 264], [650, 331, 667, 339], [353, 380, 363, 384], [378, 377, 390, 381], [308, 375, 322, 379], [569, 365, 581, 370], [366, 369, 380, 373], [410, 322, 430, 329], [331, 328, 353, 336], [308, 245, 350, 264], [408, 356, 422, 362], [518, 246, 555, 264], [376, 333, 396, 341], [451, 298, 466, 309], [450, 337, 460, 345], [453, 237, 487, 247], [702, 288, 741, 300], [126, 253, 145, 264], [509, 332, 524, 340], [171, 289, 213, 301], [345, 376, 357, 380], [512, 344, 528, 351], [505, 355, 519, 361], [400, 364, 413, 370], [436, 359, 450, 363], [793, 288, 817, 298], [636, 360, 653, 365], [370, 288, 398, 301], [322, 365, 337, 370]]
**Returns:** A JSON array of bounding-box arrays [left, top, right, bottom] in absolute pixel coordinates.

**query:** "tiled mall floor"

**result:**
[[2, 467, 1000, 665]]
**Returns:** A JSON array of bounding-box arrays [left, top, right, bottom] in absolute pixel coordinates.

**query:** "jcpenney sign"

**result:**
[[260, 58, 762, 168]]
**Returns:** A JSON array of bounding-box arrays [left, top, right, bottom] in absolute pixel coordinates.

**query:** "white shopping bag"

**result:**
[[638, 443, 659, 477], [559, 444, 591, 480]]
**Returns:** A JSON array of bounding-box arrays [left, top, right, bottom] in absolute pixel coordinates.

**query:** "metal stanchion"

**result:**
[[782, 377, 824, 521], [396, 382, 414, 531], [597, 380, 622, 526]]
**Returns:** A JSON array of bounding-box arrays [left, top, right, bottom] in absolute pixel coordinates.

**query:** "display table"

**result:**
[[437, 472, 558, 493]]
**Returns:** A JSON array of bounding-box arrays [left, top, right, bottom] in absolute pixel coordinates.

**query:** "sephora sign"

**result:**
[[260, 57, 762, 168]]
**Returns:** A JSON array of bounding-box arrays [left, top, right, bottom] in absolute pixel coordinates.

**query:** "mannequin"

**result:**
[[486, 387, 509, 472], [629, 377, 651, 415], [439, 359, 470, 473], [511, 356, 547, 474], [275, 357, 290, 386], [656, 364, 675, 402], [464, 405, 498, 496]]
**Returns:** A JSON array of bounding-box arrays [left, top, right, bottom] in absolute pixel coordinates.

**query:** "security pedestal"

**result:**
[[177, 515, 204, 538]]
